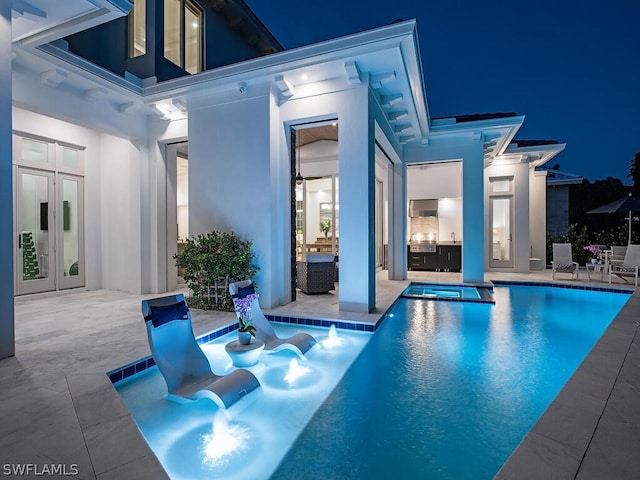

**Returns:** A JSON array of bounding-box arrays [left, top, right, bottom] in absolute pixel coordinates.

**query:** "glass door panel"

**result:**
[[490, 196, 513, 268], [16, 169, 55, 294], [375, 178, 383, 268], [58, 175, 84, 289], [303, 177, 338, 257]]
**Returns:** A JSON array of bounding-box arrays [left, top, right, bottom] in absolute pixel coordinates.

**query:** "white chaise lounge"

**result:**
[[609, 244, 640, 286], [551, 243, 579, 280], [142, 293, 260, 409], [229, 280, 317, 357]]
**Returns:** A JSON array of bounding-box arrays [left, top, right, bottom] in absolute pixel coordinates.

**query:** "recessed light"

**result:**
[[300, 74, 308, 81]]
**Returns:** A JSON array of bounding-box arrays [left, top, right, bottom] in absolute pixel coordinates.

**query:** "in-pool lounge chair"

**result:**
[[142, 293, 260, 409], [229, 280, 317, 356], [551, 243, 579, 280], [609, 244, 640, 286]]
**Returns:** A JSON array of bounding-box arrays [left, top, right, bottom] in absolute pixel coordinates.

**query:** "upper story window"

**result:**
[[128, 0, 146, 58], [164, 0, 203, 74]]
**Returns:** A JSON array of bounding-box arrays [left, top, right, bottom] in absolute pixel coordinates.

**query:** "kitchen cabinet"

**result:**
[[408, 245, 461, 271], [439, 245, 461, 272]]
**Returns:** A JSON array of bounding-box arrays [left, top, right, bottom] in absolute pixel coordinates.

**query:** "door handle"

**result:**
[[18, 234, 22, 249]]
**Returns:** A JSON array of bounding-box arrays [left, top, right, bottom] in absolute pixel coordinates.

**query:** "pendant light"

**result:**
[[295, 129, 304, 185]]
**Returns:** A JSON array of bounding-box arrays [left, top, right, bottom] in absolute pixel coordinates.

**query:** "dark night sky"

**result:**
[[245, 0, 640, 183]]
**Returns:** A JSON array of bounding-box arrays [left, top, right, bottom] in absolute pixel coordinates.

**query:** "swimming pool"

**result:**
[[116, 284, 630, 479], [273, 285, 630, 479]]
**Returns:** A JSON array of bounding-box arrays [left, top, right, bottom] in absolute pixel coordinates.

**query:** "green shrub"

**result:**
[[546, 223, 628, 266], [174, 231, 259, 310]]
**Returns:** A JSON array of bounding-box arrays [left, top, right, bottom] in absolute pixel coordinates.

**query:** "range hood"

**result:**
[[409, 199, 438, 217]]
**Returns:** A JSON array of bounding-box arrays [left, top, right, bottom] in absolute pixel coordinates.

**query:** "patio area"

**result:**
[[1, 268, 638, 479]]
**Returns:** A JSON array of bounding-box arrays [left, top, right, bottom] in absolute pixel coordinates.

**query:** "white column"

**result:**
[[0, 3, 14, 359], [462, 140, 485, 283], [338, 88, 375, 312], [388, 160, 407, 280], [530, 169, 548, 268]]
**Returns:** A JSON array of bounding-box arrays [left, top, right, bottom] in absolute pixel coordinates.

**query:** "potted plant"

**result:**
[[320, 220, 331, 242], [234, 292, 258, 345], [583, 244, 603, 264]]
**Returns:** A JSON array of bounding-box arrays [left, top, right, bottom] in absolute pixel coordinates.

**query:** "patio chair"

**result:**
[[296, 254, 336, 294], [229, 280, 317, 356], [609, 244, 640, 286], [142, 293, 260, 409], [551, 243, 579, 280], [609, 245, 627, 267]]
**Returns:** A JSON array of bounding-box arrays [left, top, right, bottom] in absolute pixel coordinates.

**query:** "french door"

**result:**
[[16, 168, 55, 294], [489, 196, 513, 268], [15, 167, 84, 294]]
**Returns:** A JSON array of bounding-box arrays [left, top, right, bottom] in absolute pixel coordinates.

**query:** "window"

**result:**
[[490, 176, 513, 194], [128, 0, 146, 57], [164, 0, 202, 74]]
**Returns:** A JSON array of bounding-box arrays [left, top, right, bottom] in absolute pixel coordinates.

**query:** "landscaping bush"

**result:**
[[546, 223, 628, 266], [174, 231, 259, 310]]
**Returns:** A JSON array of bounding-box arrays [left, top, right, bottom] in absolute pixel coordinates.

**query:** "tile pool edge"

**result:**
[[495, 288, 639, 479], [107, 315, 374, 385], [491, 279, 635, 295]]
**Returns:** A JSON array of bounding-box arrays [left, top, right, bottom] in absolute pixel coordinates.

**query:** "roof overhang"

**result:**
[[12, 0, 132, 47], [12, 18, 431, 147], [497, 142, 566, 169], [426, 115, 526, 164]]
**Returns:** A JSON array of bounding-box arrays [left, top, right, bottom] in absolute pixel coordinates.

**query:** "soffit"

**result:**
[[11, 17, 429, 147], [424, 115, 526, 165], [498, 143, 566, 169], [143, 20, 430, 144]]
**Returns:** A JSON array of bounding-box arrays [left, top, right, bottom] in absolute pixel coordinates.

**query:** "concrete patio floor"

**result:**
[[0, 268, 638, 479]]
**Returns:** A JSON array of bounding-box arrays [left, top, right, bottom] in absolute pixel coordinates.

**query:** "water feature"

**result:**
[[116, 284, 631, 479]]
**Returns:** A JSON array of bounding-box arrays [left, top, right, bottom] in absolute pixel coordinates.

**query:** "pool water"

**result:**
[[116, 324, 372, 480], [272, 285, 630, 479], [117, 285, 630, 480]]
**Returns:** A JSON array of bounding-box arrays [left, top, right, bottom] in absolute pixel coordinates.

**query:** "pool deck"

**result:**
[[1, 269, 638, 479]]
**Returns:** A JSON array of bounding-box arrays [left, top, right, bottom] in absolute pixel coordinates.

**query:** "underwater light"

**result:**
[[284, 358, 311, 384], [201, 414, 250, 467]]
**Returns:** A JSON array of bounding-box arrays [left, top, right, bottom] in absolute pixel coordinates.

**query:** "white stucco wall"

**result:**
[[99, 135, 143, 291], [188, 90, 276, 305], [11, 107, 152, 294]]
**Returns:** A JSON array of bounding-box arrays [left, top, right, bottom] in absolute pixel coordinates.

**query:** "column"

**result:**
[[0, 2, 14, 359], [388, 160, 407, 280], [462, 140, 485, 283], [338, 88, 375, 312]]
